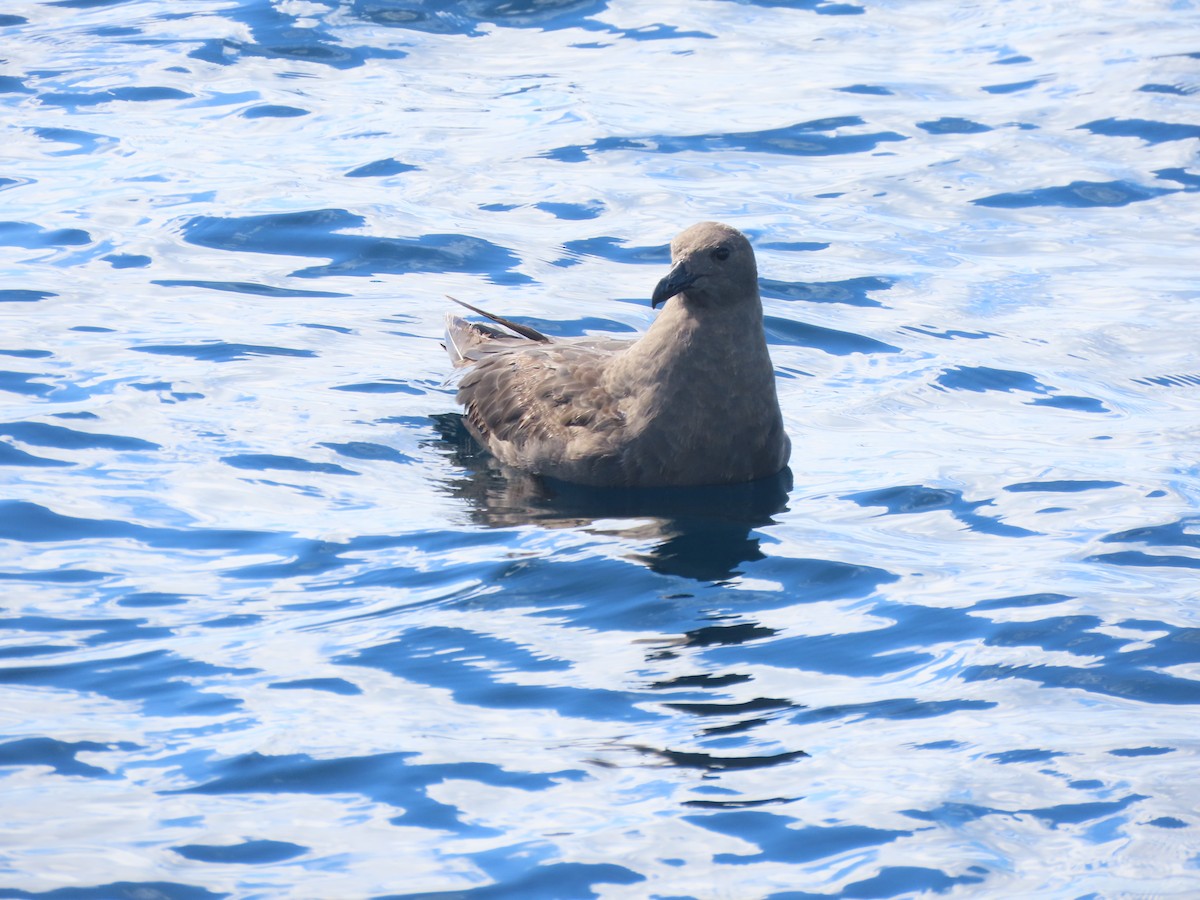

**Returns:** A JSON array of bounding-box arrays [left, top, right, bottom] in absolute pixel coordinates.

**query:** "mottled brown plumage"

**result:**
[[445, 222, 790, 487]]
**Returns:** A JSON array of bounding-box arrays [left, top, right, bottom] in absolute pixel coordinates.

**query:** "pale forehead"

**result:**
[[672, 222, 749, 254]]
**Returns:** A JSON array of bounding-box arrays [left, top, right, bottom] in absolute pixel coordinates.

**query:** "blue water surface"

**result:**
[[1, 1, 1199, 897]]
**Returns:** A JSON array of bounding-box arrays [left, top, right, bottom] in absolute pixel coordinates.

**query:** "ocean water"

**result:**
[[1, 1, 1199, 897]]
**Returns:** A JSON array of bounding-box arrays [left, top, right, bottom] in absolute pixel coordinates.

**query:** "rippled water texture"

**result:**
[[2, 1, 1200, 897]]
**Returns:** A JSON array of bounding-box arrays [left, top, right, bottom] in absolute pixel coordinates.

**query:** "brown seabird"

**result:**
[[444, 221, 790, 487]]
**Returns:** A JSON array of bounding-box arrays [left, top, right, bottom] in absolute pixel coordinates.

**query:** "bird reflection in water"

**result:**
[[429, 413, 792, 582]]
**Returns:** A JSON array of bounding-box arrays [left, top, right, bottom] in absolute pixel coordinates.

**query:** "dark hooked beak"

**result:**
[[651, 261, 698, 308]]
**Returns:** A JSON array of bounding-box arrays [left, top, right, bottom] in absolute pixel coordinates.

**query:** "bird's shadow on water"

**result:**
[[427, 414, 791, 582]]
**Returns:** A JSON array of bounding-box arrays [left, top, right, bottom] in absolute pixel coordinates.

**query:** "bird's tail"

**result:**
[[446, 296, 551, 344]]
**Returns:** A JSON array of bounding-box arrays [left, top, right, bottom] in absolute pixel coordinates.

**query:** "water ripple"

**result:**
[[2, 0, 1199, 896]]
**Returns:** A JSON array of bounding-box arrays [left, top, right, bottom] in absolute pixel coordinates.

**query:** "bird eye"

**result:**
[[711, 246, 730, 261]]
